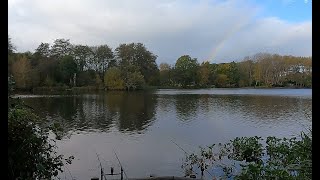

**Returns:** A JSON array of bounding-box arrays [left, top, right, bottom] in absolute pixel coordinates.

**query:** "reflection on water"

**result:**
[[20, 89, 311, 180], [25, 91, 157, 135]]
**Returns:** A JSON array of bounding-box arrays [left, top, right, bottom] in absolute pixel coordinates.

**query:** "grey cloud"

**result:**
[[8, 0, 311, 64]]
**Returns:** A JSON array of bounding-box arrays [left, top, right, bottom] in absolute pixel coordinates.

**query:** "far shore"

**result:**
[[10, 85, 311, 95]]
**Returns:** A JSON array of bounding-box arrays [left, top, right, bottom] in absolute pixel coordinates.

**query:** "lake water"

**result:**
[[18, 88, 312, 180]]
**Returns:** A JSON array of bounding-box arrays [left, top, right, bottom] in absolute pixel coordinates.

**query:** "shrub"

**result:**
[[182, 132, 312, 179], [8, 100, 73, 180]]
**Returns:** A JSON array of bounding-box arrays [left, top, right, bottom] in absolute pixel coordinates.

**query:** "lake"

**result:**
[[17, 88, 312, 180]]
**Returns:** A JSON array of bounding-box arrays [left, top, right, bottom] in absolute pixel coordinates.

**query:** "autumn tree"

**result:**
[[215, 74, 229, 87], [238, 58, 254, 87], [104, 67, 125, 90], [198, 61, 211, 87], [12, 55, 32, 89]]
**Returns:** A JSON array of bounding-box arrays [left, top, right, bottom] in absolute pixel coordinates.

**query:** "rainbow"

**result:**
[[206, 16, 252, 63]]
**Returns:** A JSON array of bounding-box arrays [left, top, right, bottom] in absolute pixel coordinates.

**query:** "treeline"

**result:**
[[160, 53, 312, 88], [8, 37, 158, 91], [8, 36, 312, 91]]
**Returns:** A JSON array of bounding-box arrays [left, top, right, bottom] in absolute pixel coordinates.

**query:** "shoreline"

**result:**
[[11, 86, 312, 95]]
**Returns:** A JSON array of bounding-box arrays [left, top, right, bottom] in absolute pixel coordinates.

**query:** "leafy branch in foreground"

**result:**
[[8, 99, 74, 180], [182, 132, 312, 179]]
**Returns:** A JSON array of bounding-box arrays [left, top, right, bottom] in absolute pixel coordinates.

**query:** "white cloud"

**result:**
[[8, 0, 311, 64]]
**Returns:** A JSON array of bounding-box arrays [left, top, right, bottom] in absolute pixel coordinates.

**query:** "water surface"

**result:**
[[19, 89, 312, 180]]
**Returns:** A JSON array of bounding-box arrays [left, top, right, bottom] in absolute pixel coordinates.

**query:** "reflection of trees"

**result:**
[[22, 93, 311, 139], [23, 92, 158, 138], [23, 97, 82, 138], [105, 91, 157, 133], [174, 94, 200, 122], [214, 95, 312, 125]]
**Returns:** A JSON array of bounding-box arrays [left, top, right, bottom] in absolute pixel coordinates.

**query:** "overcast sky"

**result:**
[[8, 0, 312, 64]]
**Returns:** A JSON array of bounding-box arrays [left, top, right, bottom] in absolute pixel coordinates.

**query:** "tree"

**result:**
[[72, 45, 92, 72], [58, 56, 77, 86], [34, 43, 50, 58], [253, 61, 262, 87], [159, 63, 170, 71], [8, 35, 16, 55], [208, 63, 218, 86], [115, 43, 159, 85], [215, 74, 229, 87], [228, 61, 240, 87], [8, 36, 16, 75], [35, 58, 59, 86], [8, 74, 15, 95], [198, 61, 210, 87], [104, 67, 125, 90], [50, 39, 73, 59], [12, 55, 32, 89], [94, 44, 114, 76], [119, 64, 145, 90], [8, 99, 73, 180], [174, 55, 199, 87], [159, 63, 172, 86], [76, 70, 96, 87], [238, 58, 254, 87], [95, 73, 103, 89], [125, 71, 145, 90]]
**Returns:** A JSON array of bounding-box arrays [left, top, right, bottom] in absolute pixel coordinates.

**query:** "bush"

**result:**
[[182, 131, 312, 179], [8, 100, 72, 180]]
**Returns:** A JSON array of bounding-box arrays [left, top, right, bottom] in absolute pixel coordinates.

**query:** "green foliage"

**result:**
[[44, 75, 56, 87], [72, 44, 92, 72], [34, 42, 50, 58], [77, 70, 96, 86], [8, 100, 71, 180], [115, 43, 159, 85], [104, 67, 125, 90], [159, 63, 174, 86], [198, 61, 211, 86], [174, 55, 199, 87], [50, 38, 73, 59], [215, 74, 229, 87], [94, 44, 114, 74], [8, 38, 312, 90], [58, 55, 78, 85], [228, 61, 240, 87], [182, 132, 312, 179], [11, 55, 33, 89], [125, 71, 145, 90], [95, 73, 104, 89], [8, 74, 15, 95]]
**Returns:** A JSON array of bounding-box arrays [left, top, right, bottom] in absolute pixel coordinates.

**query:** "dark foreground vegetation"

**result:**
[[8, 36, 311, 92], [8, 79, 74, 179], [182, 131, 312, 179]]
